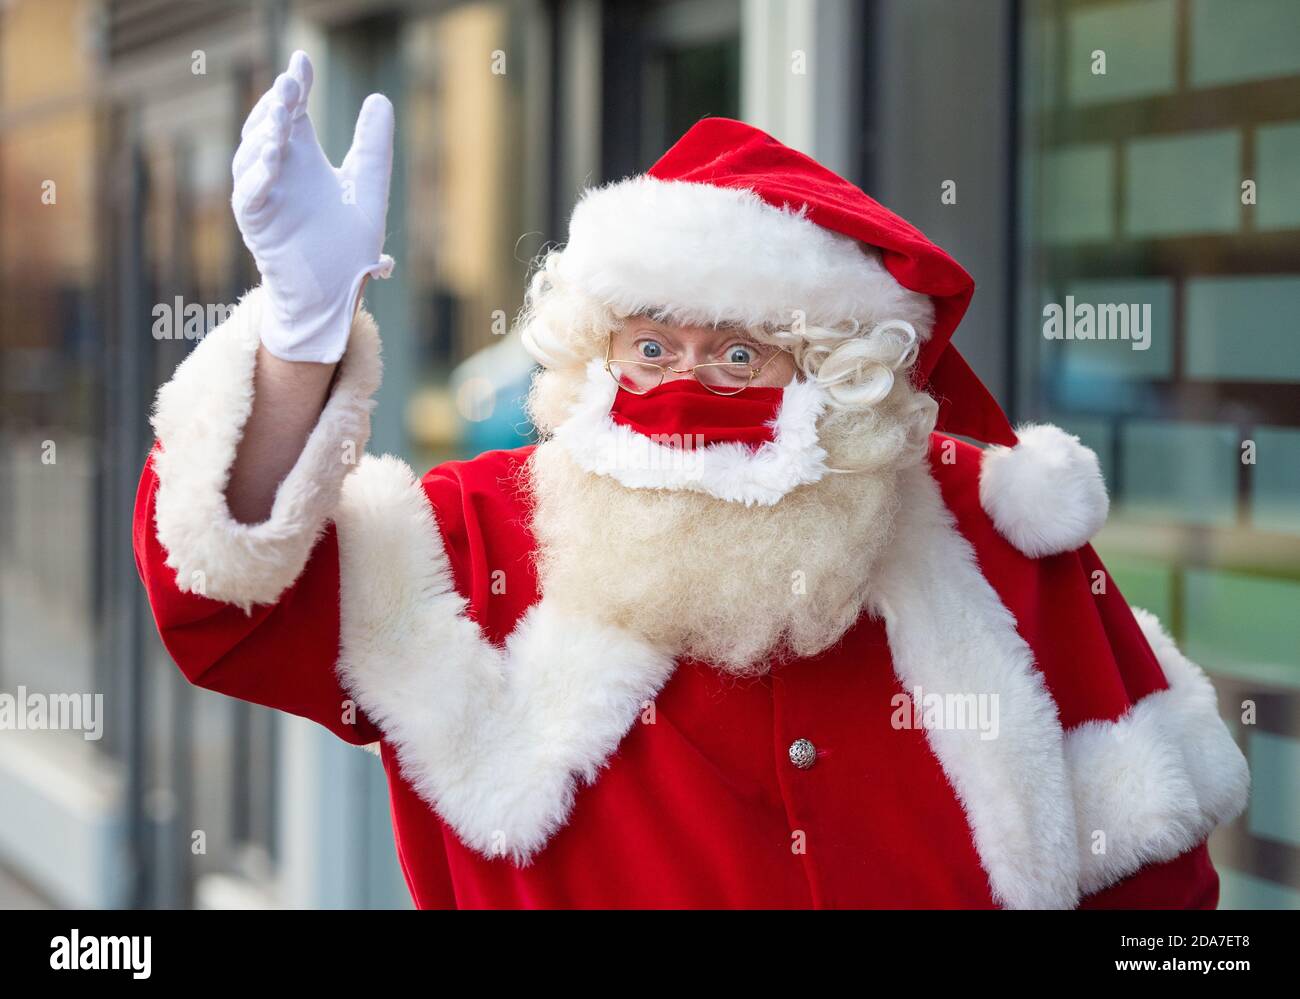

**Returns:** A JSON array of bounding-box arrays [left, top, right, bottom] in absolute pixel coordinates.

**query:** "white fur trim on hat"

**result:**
[[150, 285, 381, 610], [978, 423, 1109, 558], [1067, 607, 1250, 896], [556, 175, 934, 333], [552, 359, 832, 506]]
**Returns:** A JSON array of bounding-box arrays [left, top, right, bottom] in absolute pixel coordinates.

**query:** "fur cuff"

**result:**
[[979, 423, 1109, 558], [150, 286, 382, 610], [1066, 607, 1250, 896]]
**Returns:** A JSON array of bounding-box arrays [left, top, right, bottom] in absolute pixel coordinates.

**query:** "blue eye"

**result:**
[[727, 345, 754, 365], [639, 341, 664, 360]]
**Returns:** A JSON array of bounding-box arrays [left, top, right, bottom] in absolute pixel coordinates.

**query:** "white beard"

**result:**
[[526, 376, 934, 676]]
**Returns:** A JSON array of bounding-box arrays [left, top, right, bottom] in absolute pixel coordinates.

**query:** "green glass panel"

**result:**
[[1190, 0, 1300, 87], [1252, 427, 1300, 535], [1183, 568, 1300, 689], [1040, 144, 1114, 243], [1068, 0, 1176, 105], [1185, 276, 1300, 382], [1256, 121, 1300, 231], [1119, 421, 1240, 527], [1246, 732, 1300, 848], [1124, 129, 1241, 237]]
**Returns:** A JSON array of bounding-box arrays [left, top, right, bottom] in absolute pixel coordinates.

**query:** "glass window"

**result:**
[[603, 0, 741, 176], [401, 2, 547, 467], [1019, 0, 1300, 907], [0, 3, 100, 707]]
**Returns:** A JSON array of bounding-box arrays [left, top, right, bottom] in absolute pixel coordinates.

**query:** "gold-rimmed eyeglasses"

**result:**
[[604, 331, 790, 396]]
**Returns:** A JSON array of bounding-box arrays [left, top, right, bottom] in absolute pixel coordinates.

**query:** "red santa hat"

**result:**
[[554, 117, 1108, 556]]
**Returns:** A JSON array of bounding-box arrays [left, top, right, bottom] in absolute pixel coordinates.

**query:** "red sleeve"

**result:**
[[134, 444, 381, 746], [1079, 841, 1221, 909]]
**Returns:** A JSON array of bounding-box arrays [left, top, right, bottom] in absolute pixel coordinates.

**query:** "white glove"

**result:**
[[231, 50, 395, 364]]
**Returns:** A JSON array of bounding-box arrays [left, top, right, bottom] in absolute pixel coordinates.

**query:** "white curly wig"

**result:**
[[517, 252, 936, 439]]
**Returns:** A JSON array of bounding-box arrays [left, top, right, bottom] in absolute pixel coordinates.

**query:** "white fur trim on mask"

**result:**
[[1067, 607, 1250, 897], [556, 175, 935, 333], [333, 454, 678, 866], [551, 359, 831, 506], [869, 462, 1081, 909], [979, 423, 1109, 558], [150, 285, 381, 611]]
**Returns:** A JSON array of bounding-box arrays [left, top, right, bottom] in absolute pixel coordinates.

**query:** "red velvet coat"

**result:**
[[133, 424, 1243, 909]]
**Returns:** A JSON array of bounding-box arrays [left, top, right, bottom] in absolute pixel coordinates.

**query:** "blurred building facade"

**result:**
[[0, 0, 1295, 908]]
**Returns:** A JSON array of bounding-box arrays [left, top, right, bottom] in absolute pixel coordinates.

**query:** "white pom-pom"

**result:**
[[978, 423, 1109, 558]]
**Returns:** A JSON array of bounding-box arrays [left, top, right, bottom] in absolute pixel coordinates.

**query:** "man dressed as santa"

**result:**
[[133, 51, 1249, 908]]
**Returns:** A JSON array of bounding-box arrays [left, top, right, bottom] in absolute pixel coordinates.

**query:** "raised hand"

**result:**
[[232, 50, 395, 364]]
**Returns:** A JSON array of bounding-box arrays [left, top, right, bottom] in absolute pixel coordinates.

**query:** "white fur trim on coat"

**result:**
[[332, 443, 1243, 894], [150, 285, 381, 610], [874, 465, 1246, 906], [332, 454, 678, 865], [869, 462, 1081, 909], [1067, 607, 1250, 897], [556, 175, 935, 333], [551, 359, 831, 506], [979, 423, 1109, 558]]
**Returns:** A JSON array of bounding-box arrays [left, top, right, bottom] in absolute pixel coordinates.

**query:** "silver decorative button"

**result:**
[[788, 738, 817, 770]]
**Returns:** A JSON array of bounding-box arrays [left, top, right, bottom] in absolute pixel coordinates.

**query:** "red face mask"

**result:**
[[608, 378, 785, 450]]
